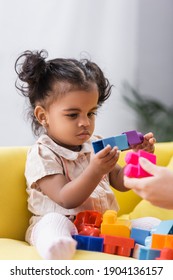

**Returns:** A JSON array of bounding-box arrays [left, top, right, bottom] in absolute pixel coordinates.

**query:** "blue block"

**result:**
[[130, 228, 151, 245], [72, 235, 104, 252], [102, 137, 117, 148], [154, 220, 173, 235], [139, 247, 161, 260], [92, 135, 129, 153], [114, 134, 129, 150], [92, 140, 104, 153], [92, 130, 143, 154]]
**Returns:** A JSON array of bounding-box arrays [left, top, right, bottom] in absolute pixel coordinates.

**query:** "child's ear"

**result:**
[[34, 105, 48, 127]]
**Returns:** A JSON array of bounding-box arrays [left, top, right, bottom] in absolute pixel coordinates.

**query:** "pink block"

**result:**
[[137, 150, 156, 164], [124, 164, 138, 177], [124, 150, 156, 178], [125, 152, 138, 164]]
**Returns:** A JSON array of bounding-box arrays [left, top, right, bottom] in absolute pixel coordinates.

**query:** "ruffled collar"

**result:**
[[37, 134, 93, 160]]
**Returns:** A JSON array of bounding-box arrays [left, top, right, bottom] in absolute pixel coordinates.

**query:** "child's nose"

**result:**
[[78, 116, 90, 127]]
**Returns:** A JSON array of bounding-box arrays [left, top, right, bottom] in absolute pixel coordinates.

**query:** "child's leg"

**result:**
[[31, 212, 78, 260]]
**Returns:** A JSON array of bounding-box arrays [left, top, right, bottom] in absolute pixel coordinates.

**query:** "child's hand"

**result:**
[[131, 132, 156, 153], [90, 145, 120, 176]]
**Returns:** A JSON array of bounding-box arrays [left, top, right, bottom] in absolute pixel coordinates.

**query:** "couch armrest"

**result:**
[[0, 146, 31, 241]]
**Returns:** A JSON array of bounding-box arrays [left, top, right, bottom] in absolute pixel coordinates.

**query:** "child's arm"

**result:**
[[109, 165, 128, 192], [36, 145, 119, 209]]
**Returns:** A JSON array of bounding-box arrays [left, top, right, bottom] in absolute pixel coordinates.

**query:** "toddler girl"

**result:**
[[15, 50, 156, 259]]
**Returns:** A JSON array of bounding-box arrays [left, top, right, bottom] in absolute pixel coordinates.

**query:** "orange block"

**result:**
[[151, 234, 173, 249], [101, 210, 131, 237], [165, 235, 173, 249]]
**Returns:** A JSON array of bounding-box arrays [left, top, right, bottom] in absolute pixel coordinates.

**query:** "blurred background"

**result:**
[[0, 0, 173, 146]]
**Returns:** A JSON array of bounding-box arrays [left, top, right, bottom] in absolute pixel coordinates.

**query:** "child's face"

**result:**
[[43, 89, 99, 150]]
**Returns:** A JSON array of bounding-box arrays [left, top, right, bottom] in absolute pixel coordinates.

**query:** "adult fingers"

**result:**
[[139, 157, 160, 176]]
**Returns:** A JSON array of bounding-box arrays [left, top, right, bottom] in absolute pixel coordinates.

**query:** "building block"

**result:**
[[122, 130, 144, 145], [151, 234, 173, 250], [72, 235, 104, 252], [156, 248, 173, 260], [92, 135, 129, 153], [151, 234, 165, 249], [74, 210, 102, 236], [124, 150, 156, 178], [100, 234, 134, 257], [92, 139, 104, 153], [92, 130, 144, 153], [130, 227, 151, 245], [132, 243, 145, 259], [145, 235, 152, 247], [76, 226, 100, 236], [138, 247, 161, 260], [102, 137, 117, 149], [154, 220, 173, 235], [100, 210, 131, 238], [113, 135, 129, 151]]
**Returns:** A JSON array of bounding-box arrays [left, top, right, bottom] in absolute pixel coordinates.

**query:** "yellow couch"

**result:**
[[1, 142, 173, 260]]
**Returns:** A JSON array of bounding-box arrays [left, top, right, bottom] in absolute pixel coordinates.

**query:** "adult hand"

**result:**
[[124, 157, 173, 209]]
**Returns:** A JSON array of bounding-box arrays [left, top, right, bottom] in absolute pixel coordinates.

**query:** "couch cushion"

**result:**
[[129, 200, 173, 220], [0, 239, 132, 260], [0, 147, 31, 241], [166, 155, 173, 171], [0, 239, 41, 260]]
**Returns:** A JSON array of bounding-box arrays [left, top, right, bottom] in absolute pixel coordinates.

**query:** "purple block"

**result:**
[[123, 130, 144, 146]]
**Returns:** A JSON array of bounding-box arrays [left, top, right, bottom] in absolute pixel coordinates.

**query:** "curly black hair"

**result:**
[[15, 50, 112, 135]]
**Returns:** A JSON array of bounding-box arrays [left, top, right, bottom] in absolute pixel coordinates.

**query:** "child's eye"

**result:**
[[66, 114, 78, 119], [88, 112, 97, 118]]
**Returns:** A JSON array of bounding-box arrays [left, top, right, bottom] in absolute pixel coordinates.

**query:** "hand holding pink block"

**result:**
[[124, 150, 156, 178]]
